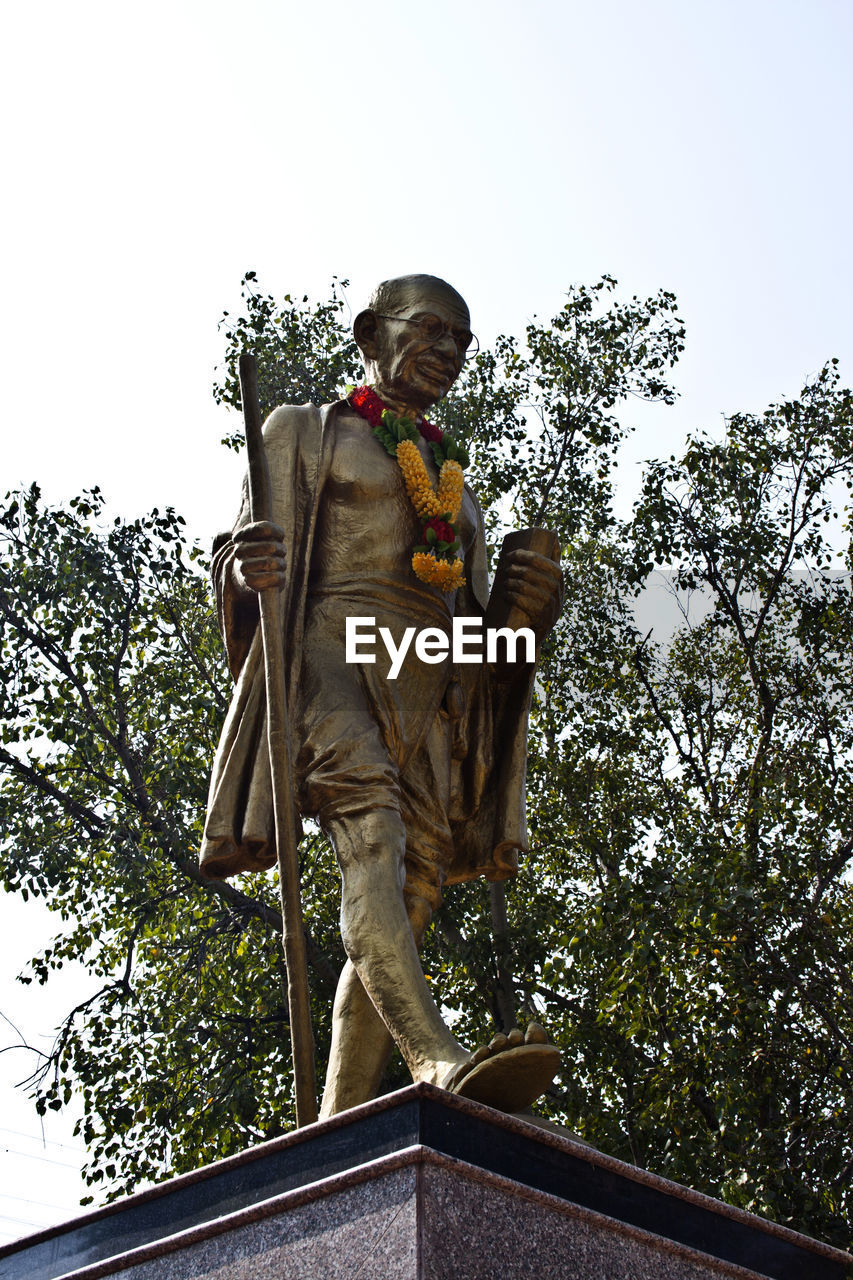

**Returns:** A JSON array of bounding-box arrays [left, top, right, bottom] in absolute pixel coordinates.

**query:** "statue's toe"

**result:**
[[447, 1039, 560, 1112]]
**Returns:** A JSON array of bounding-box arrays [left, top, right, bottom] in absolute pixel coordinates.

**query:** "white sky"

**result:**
[[1, 0, 852, 1246]]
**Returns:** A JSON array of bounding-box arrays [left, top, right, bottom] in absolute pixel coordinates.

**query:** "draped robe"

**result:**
[[199, 400, 537, 901]]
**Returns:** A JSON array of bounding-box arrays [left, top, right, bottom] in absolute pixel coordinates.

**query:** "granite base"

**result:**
[[1, 1084, 850, 1280]]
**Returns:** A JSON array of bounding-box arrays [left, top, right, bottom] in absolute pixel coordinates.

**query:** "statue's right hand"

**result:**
[[232, 521, 287, 594]]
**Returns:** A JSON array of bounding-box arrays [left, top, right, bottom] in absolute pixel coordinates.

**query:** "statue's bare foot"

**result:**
[[442, 1023, 560, 1113]]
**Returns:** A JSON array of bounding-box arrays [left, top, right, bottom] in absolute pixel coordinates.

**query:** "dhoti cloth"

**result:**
[[294, 574, 458, 916], [199, 401, 534, 889]]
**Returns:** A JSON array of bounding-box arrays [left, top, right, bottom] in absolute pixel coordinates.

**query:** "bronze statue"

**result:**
[[200, 274, 563, 1118]]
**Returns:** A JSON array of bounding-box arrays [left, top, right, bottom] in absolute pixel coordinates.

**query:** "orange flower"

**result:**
[[411, 553, 466, 592], [436, 458, 464, 522], [396, 440, 440, 518]]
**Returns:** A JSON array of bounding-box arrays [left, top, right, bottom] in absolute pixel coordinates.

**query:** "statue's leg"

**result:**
[[319, 959, 393, 1117], [319, 872, 437, 1118], [311, 720, 560, 1117], [324, 808, 469, 1094]]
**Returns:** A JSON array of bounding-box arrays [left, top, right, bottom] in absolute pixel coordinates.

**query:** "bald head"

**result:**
[[365, 274, 470, 324]]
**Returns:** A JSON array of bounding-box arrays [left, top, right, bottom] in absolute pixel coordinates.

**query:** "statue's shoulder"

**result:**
[[262, 401, 322, 441], [261, 399, 351, 449]]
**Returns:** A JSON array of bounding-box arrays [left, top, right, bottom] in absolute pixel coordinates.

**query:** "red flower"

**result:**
[[348, 385, 444, 444], [418, 418, 444, 444], [349, 385, 386, 428], [423, 516, 455, 543]]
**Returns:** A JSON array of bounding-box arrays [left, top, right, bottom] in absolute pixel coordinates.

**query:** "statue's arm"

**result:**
[[462, 487, 562, 645], [211, 519, 254, 681], [211, 484, 287, 682], [211, 517, 286, 686], [484, 548, 562, 641], [211, 402, 314, 681], [231, 521, 286, 594]]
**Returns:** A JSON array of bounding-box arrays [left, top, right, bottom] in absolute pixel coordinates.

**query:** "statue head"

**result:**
[[354, 274, 473, 414]]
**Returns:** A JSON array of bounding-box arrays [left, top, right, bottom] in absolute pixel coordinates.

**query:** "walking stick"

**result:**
[[238, 352, 318, 1127]]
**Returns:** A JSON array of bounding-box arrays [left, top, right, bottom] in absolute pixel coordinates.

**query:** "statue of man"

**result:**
[[200, 274, 563, 1117]]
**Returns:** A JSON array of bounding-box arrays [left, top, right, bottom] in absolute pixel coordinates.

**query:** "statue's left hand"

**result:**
[[500, 548, 563, 636]]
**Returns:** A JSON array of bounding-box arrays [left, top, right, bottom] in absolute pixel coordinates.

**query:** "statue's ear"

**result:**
[[354, 309, 379, 358]]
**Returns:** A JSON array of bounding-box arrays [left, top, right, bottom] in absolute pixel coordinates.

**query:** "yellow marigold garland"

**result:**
[[395, 440, 440, 518], [396, 442, 465, 523], [411, 553, 466, 592], [348, 386, 470, 593], [436, 459, 465, 522]]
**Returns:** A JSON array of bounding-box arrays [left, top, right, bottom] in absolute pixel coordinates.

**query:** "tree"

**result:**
[[0, 486, 341, 1197], [511, 360, 853, 1243], [613, 364, 853, 1235], [212, 272, 361, 447], [2, 276, 852, 1248]]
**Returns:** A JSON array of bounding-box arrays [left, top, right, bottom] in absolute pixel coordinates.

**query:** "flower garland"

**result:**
[[348, 385, 470, 592]]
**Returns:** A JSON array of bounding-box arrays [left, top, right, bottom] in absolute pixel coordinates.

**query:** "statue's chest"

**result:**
[[325, 418, 437, 509], [313, 415, 477, 572]]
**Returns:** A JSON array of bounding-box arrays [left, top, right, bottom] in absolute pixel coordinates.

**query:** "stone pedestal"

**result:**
[[1, 1084, 849, 1280]]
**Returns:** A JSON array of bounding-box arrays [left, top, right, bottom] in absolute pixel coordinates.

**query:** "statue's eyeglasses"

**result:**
[[375, 312, 480, 362]]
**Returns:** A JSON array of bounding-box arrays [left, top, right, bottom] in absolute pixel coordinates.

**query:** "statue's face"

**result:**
[[373, 282, 471, 412]]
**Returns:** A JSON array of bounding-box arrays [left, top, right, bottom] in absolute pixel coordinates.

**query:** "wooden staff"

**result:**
[[238, 352, 317, 1127]]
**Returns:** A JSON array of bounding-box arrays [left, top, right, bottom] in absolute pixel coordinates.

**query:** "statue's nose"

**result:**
[[434, 331, 464, 368]]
